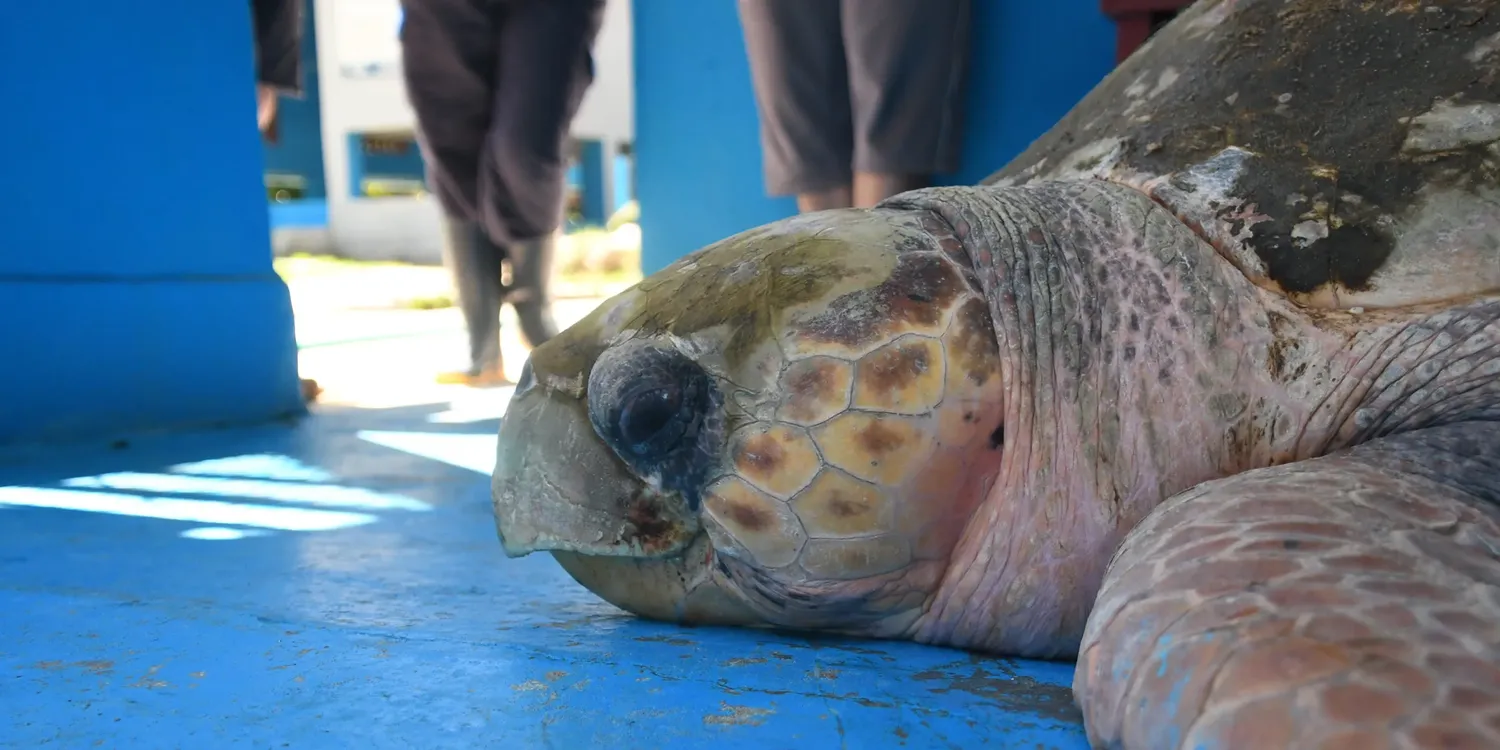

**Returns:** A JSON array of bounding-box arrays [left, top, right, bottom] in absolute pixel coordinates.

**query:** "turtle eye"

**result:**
[[587, 339, 723, 508], [618, 382, 685, 455]]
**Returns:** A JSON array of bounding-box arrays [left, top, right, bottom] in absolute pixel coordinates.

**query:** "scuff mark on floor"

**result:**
[[31, 659, 116, 675], [718, 657, 766, 667], [702, 701, 773, 727], [634, 634, 697, 647], [912, 656, 1081, 724], [128, 664, 169, 689]]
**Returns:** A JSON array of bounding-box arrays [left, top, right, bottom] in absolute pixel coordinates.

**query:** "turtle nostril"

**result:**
[[989, 423, 1005, 450]]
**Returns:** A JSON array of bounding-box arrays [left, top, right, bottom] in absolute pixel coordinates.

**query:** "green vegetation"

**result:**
[[606, 200, 639, 232], [273, 222, 644, 307], [400, 294, 456, 310]]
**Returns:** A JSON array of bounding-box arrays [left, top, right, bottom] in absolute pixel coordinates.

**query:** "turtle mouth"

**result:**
[[549, 537, 762, 626]]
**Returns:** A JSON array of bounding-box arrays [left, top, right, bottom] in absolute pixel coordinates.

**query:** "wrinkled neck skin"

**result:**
[[884, 180, 1500, 659]]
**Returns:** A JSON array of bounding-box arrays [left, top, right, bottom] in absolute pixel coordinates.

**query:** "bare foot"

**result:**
[[300, 378, 322, 402]]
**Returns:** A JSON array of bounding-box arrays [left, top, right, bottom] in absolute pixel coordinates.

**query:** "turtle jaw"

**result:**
[[550, 540, 763, 626], [490, 383, 698, 560]]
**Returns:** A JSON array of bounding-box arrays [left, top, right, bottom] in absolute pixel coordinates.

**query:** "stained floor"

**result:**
[[0, 403, 1089, 749]]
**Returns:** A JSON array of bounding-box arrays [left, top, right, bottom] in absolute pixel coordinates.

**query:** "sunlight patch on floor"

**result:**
[[0, 454, 433, 537], [356, 430, 499, 475]]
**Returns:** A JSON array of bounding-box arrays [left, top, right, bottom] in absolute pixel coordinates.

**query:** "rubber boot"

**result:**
[[503, 233, 560, 349], [435, 218, 512, 387]]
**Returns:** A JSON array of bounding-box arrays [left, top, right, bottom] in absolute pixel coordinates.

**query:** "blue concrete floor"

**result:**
[[0, 404, 1088, 748]]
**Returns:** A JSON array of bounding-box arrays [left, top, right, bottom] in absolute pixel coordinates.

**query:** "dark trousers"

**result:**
[[251, 0, 303, 93], [737, 0, 972, 197], [399, 0, 604, 246], [399, 0, 604, 371]]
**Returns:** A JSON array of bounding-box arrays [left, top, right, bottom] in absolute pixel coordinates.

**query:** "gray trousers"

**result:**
[[399, 0, 603, 372], [737, 0, 973, 196]]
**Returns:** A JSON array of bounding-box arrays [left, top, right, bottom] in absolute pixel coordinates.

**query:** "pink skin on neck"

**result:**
[[890, 180, 1500, 658]]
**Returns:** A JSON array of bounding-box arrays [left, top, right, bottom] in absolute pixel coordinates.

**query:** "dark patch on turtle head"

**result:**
[[778, 356, 852, 424], [948, 297, 1002, 386], [857, 341, 932, 394], [826, 490, 870, 518], [718, 494, 774, 533], [792, 252, 969, 349], [858, 420, 907, 456], [585, 339, 725, 512], [733, 429, 787, 485], [787, 359, 838, 396]]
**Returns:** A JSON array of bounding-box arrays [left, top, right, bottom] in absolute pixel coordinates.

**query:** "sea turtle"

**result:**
[[491, 0, 1500, 746]]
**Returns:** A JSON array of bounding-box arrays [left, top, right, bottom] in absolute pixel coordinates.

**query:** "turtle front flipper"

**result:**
[[1075, 420, 1500, 750]]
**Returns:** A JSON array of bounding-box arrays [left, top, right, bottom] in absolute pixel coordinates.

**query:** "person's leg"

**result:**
[[400, 0, 511, 384], [479, 0, 606, 348], [503, 230, 560, 350], [436, 217, 511, 385], [737, 0, 855, 213], [251, 0, 321, 399], [842, 0, 972, 208], [399, 0, 499, 224]]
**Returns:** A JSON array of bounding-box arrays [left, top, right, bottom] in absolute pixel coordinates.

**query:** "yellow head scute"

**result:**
[[728, 422, 821, 499], [811, 412, 937, 486], [776, 356, 854, 425], [702, 475, 807, 569], [852, 335, 947, 414], [790, 469, 893, 538]]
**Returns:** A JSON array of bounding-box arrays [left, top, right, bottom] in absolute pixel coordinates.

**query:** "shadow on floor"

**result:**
[[0, 402, 1087, 749]]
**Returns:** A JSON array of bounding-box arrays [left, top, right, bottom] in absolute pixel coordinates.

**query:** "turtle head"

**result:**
[[492, 206, 1007, 635]]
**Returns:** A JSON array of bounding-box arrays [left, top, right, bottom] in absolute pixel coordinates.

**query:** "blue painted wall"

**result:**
[[578, 140, 609, 226], [613, 152, 634, 215], [633, 0, 1120, 274], [0, 4, 304, 444]]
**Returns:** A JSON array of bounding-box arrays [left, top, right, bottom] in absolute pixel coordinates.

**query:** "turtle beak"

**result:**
[[490, 384, 700, 559], [491, 383, 762, 626]]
